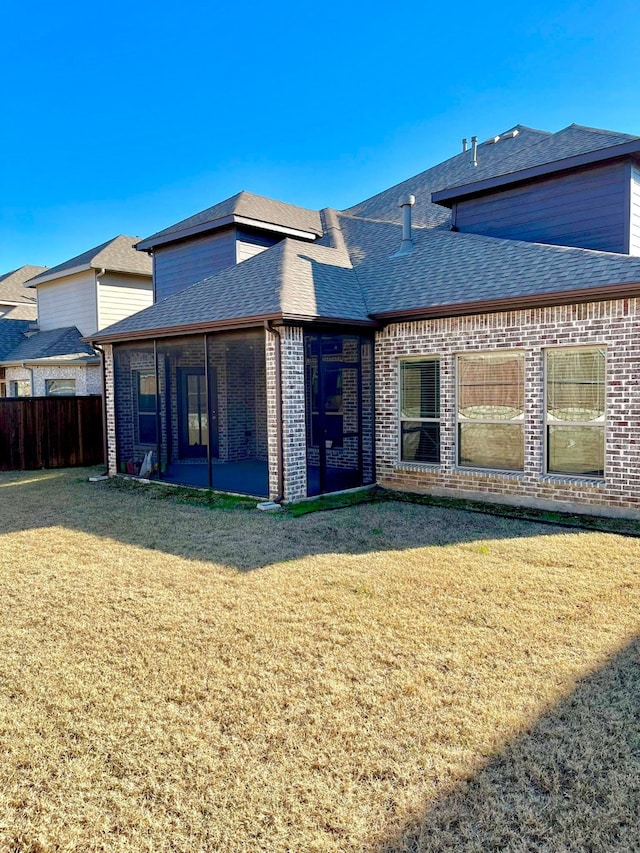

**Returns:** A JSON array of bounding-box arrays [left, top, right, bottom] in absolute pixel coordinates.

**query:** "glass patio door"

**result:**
[[178, 367, 217, 458]]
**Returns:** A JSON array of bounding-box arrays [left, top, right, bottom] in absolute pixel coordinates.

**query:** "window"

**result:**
[[10, 380, 31, 397], [399, 359, 440, 464], [457, 352, 524, 470], [46, 378, 76, 396], [137, 370, 157, 445], [546, 348, 605, 477]]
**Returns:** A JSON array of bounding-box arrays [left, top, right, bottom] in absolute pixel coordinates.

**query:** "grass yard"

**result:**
[[0, 469, 639, 852]]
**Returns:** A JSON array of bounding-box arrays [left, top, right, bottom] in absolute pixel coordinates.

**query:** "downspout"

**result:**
[[92, 342, 110, 476], [95, 268, 106, 333], [264, 319, 284, 503]]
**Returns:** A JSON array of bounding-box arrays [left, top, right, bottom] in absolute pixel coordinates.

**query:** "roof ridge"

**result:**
[[567, 122, 640, 139]]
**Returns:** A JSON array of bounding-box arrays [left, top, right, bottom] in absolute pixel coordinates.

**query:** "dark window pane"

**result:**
[[548, 425, 604, 477], [401, 422, 440, 464], [139, 413, 157, 445], [459, 423, 524, 470]]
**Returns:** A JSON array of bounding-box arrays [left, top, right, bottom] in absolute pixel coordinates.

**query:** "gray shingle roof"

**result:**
[[345, 125, 552, 227], [346, 124, 640, 226], [1, 326, 98, 363], [138, 191, 323, 249], [337, 213, 640, 315], [92, 227, 369, 340], [0, 265, 43, 303], [0, 319, 33, 360], [26, 236, 152, 285], [90, 121, 640, 341], [432, 124, 640, 202]]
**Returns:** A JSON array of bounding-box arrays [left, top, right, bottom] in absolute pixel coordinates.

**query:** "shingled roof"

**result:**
[[137, 191, 324, 251], [1, 326, 98, 364], [90, 121, 640, 342], [0, 319, 33, 360], [345, 125, 551, 228], [0, 265, 44, 303], [432, 124, 640, 205], [0, 266, 43, 319], [26, 236, 152, 286]]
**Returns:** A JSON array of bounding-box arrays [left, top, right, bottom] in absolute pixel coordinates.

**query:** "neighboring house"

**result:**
[[92, 123, 640, 519], [1, 236, 152, 397], [0, 265, 44, 321]]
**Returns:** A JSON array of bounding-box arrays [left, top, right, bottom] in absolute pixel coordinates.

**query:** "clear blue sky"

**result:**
[[1, 0, 638, 271]]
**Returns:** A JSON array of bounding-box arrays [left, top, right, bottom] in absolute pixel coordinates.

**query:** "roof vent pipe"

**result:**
[[401, 194, 415, 244], [391, 195, 416, 257], [462, 138, 468, 152], [471, 136, 478, 167]]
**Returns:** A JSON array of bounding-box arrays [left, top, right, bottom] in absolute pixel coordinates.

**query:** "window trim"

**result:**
[[543, 345, 606, 479], [456, 349, 526, 473], [397, 356, 441, 467]]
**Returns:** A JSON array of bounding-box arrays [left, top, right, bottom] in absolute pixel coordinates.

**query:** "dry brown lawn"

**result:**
[[0, 468, 639, 852]]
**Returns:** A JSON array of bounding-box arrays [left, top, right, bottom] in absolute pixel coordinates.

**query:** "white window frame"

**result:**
[[398, 356, 441, 466], [456, 350, 525, 472], [544, 346, 606, 479]]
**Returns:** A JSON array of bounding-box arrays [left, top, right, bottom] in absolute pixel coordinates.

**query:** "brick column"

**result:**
[[103, 344, 118, 476]]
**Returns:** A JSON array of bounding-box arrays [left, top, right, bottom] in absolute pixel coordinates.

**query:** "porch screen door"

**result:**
[[304, 333, 363, 496]]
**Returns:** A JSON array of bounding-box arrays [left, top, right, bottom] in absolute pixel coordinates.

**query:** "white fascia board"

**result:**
[[26, 263, 92, 287], [233, 216, 318, 240]]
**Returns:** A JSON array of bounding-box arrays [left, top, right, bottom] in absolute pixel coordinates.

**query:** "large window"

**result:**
[[399, 359, 440, 464], [457, 352, 524, 470], [137, 370, 157, 445], [546, 348, 605, 477], [46, 378, 76, 396]]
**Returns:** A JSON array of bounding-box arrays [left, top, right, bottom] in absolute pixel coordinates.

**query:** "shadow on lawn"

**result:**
[[0, 467, 602, 571], [376, 635, 640, 852]]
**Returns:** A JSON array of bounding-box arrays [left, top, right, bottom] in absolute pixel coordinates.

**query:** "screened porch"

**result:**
[[112, 329, 269, 497]]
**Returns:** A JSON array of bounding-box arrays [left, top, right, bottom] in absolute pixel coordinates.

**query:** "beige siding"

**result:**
[[97, 273, 153, 332], [630, 165, 640, 256], [236, 240, 270, 264], [37, 271, 98, 336]]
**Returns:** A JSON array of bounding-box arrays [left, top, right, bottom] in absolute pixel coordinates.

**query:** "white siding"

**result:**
[[630, 165, 640, 256], [37, 271, 98, 336], [97, 273, 153, 331], [236, 241, 270, 263]]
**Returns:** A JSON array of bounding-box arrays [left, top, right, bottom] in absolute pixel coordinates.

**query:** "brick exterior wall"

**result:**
[[281, 326, 307, 502], [265, 329, 280, 500], [104, 344, 117, 476], [375, 299, 640, 518]]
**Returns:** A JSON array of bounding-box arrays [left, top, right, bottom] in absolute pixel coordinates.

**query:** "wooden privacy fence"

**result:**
[[0, 396, 104, 471]]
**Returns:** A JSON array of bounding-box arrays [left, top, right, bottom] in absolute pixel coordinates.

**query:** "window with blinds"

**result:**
[[546, 348, 605, 477], [399, 359, 440, 464], [457, 352, 525, 470]]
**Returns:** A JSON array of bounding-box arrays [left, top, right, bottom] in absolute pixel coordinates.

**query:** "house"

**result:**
[[1, 236, 152, 397], [91, 123, 640, 519], [0, 265, 43, 321]]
